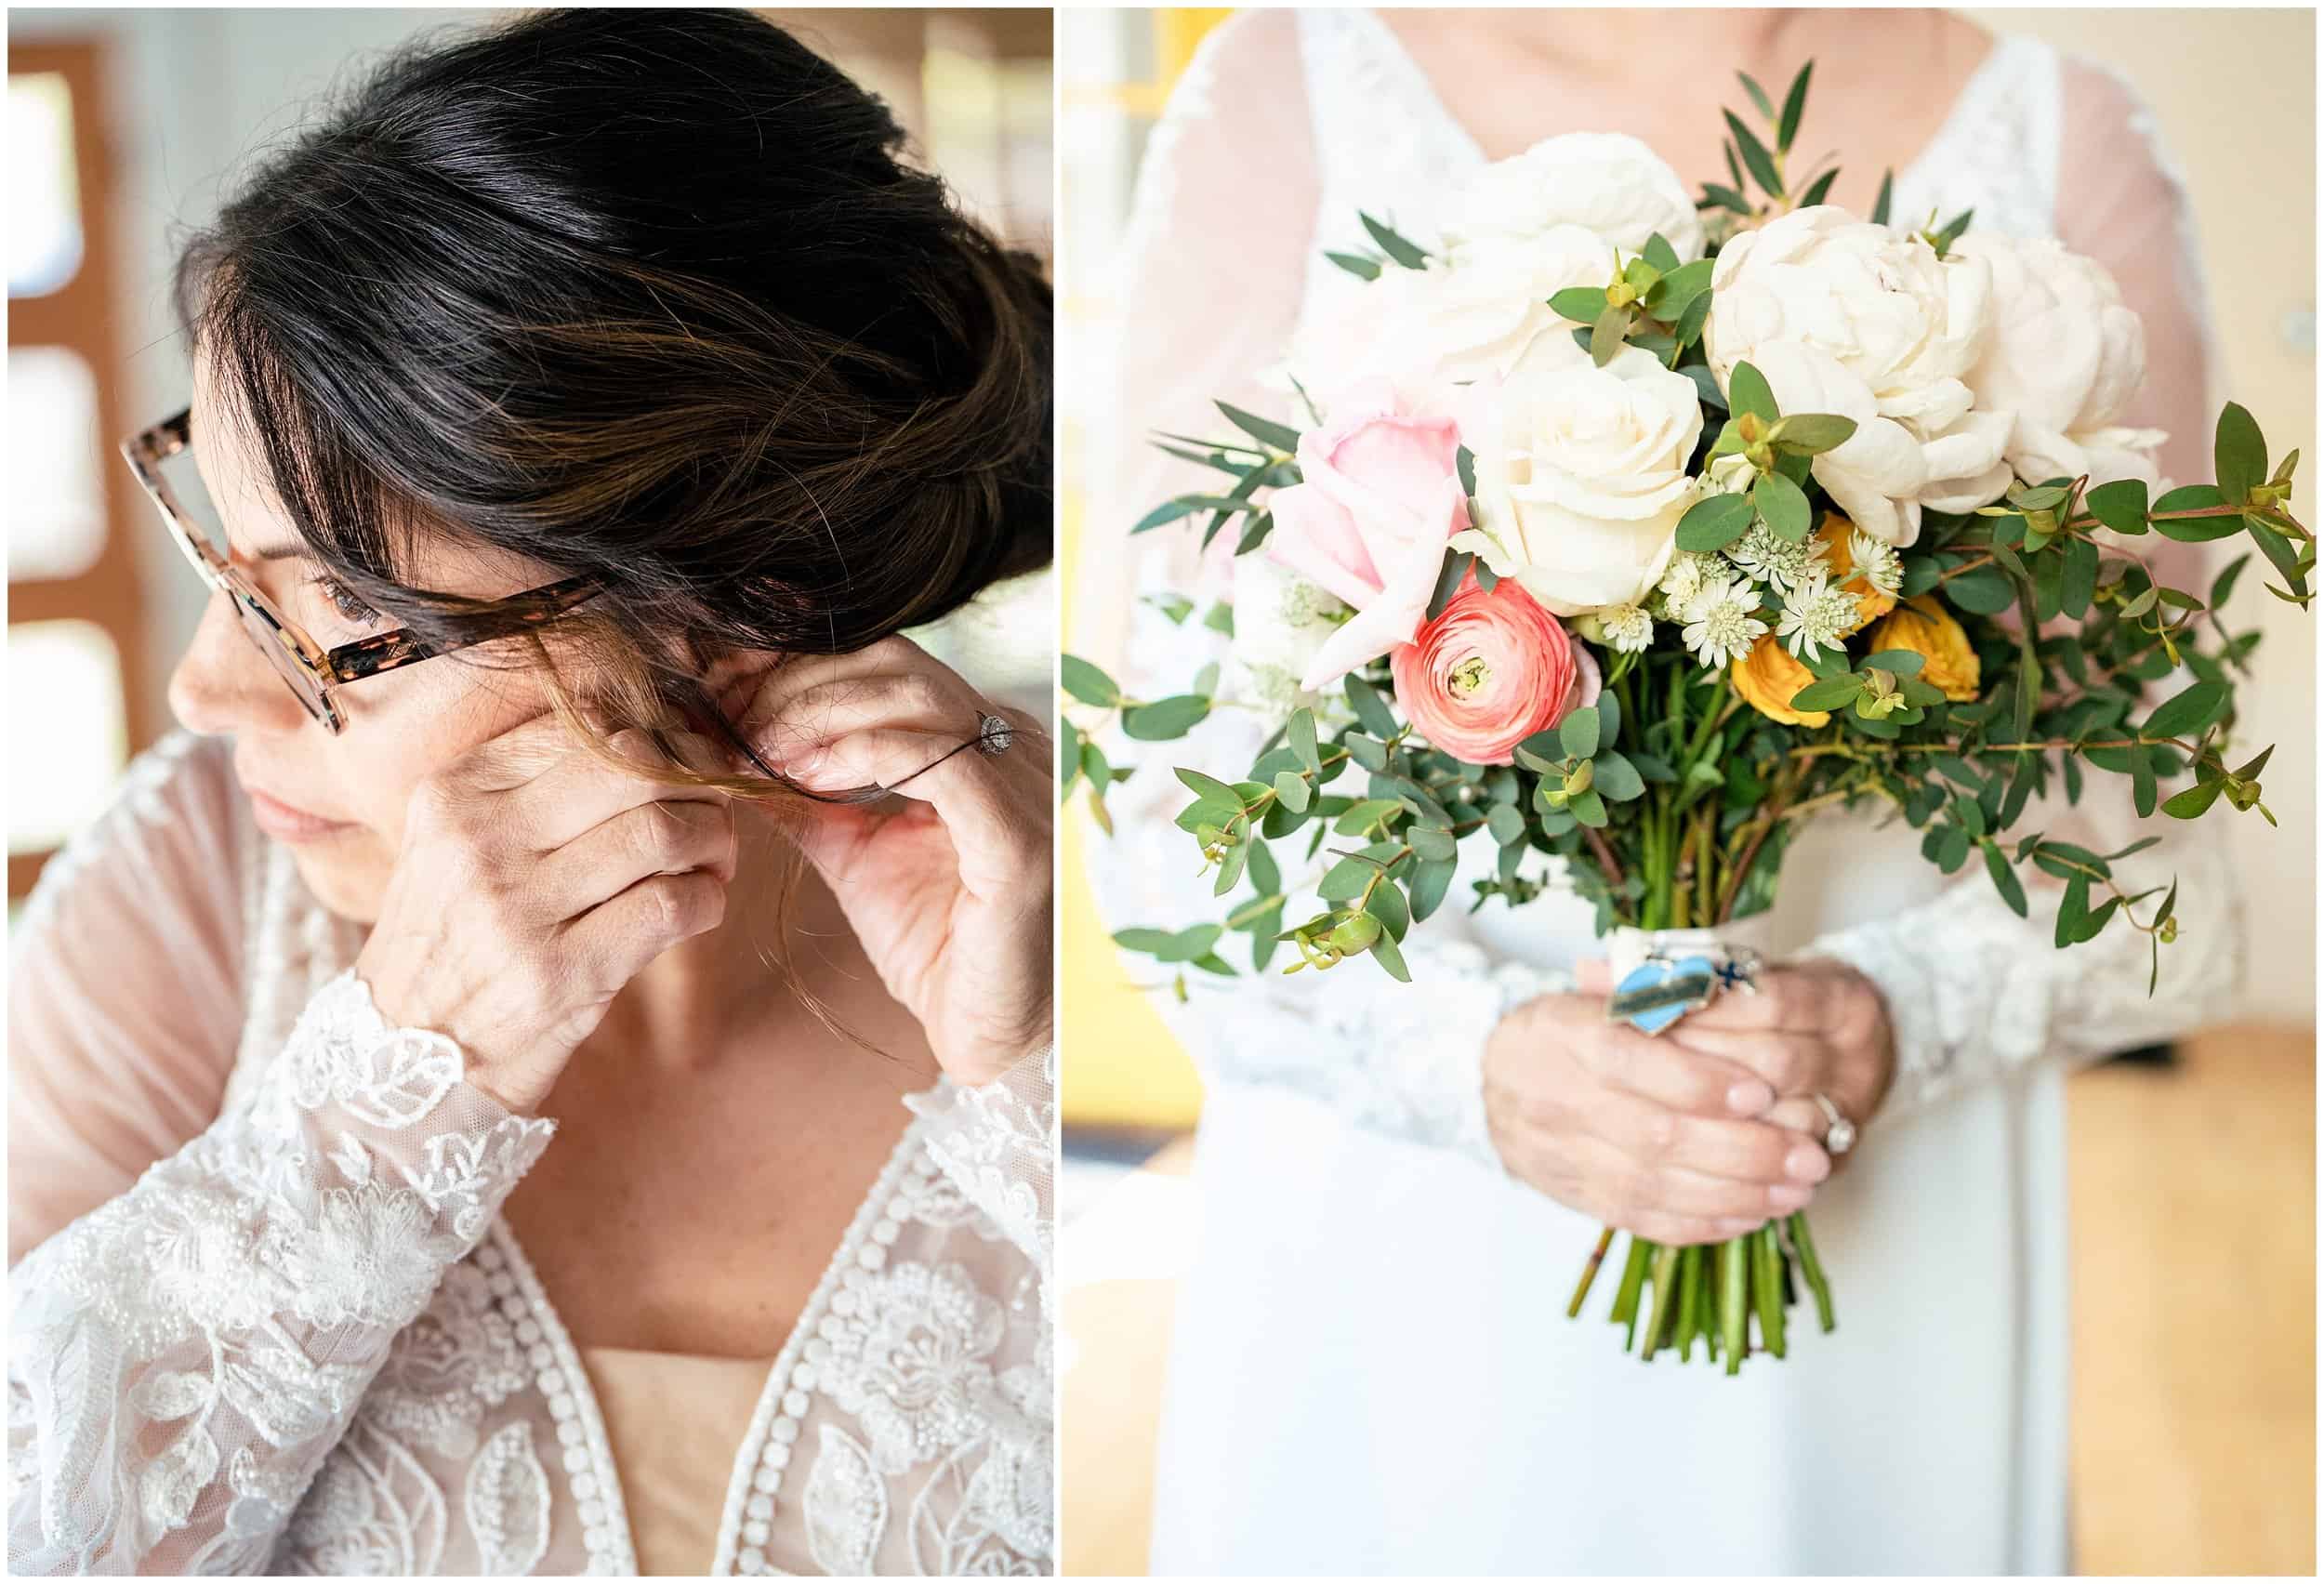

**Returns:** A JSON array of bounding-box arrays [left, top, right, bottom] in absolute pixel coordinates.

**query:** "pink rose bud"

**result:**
[[1390, 574, 1602, 765]]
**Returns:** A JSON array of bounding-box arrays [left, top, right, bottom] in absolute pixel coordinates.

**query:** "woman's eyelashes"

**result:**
[[310, 574, 384, 627]]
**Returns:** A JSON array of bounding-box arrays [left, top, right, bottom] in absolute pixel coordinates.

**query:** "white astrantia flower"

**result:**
[[1776, 572, 1862, 660], [1598, 603, 1655, 653], [1229, 550, 1350, 712], [1850, 529, 1905, 597], [1680, 578, 1769, 669], [1723, 523, 1829, 594], [1657, 550, 1724, 611], [1699, 452, 1758, 497]]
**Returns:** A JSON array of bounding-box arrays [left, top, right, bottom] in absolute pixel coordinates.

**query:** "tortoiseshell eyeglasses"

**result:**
[[122, 408, 598, 733]]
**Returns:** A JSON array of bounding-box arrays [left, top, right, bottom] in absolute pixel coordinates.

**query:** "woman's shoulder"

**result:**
[[18, 731, 257, 940]]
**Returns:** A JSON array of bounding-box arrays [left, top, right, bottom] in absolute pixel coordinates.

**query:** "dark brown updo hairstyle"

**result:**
[[174, 7, 1051, 789]]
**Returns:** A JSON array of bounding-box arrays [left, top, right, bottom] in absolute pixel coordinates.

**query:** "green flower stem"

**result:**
[[1753, 1222, 1789, 1359], [1674, 1245, 1704, 1362], [1641, 1243, 1682, 1361], [1566, 1226, 1617, 1318], [1611, 1235, 1651, 1340], [1720, 1234, 1748, 1376], [1789, 1212, 1837, 1332]]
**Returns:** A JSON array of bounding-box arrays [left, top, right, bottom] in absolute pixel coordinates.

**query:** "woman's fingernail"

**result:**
[[1786, 1144, 1830, 1183], [1727, 1078, 1774, 1115], [1769, 1184, 1814, 1212]]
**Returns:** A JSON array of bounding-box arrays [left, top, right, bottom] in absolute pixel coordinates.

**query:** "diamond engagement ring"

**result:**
[[977, 713, 1014, 756], [1812, 1091, 1857, 1155]]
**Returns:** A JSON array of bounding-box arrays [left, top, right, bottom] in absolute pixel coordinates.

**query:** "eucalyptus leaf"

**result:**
[[1122, 694, 1211, 740]]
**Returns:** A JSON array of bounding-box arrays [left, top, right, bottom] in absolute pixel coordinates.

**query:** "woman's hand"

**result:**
[[728, 636, 1052, 1086], [355, 715, 738, 1115], [1657, 958, 1897, 1167], [1483, 984, 1835, 1246]]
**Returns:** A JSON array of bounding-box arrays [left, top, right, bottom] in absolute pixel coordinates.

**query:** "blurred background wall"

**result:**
[[6, 6, 1053, 909], [1057, 8, 2315, 1576]]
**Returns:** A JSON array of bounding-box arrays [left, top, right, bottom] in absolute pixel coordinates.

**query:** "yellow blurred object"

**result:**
[[1154, 10, 1235, 90], [1729, 634, 1830, 728], [1058, 455, 1207, 1131]]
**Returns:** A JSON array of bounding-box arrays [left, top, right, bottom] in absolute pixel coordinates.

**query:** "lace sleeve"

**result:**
[[7, 970, 555, 1575], [1803, 59, 2243, 1120], [905, 1045, 1054, 1275], [1075, 13, 1560, 1175]]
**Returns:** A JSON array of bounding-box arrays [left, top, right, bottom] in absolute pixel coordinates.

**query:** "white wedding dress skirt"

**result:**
[[1083, 10, 2238, 1574]]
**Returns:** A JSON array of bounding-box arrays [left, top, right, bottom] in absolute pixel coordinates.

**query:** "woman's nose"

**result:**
[[166, 593, 310, 737]]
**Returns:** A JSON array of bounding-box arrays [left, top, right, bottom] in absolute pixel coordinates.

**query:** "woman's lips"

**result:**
[[243, 784, 355, 843]]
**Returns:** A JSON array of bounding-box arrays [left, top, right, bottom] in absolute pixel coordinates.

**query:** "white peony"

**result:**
[[1452, 341, 1705, 615], [1704, 205, 2014, 546], [1227, 549, 1350, 713], [1441, 132, 1706, 264], [1948, 231, 2167, 492]]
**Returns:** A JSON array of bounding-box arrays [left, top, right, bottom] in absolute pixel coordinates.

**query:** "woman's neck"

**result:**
[[588, 809, 910, 1078]]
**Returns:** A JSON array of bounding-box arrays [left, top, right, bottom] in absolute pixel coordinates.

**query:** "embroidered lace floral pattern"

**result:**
[[7, 970, 552, 1575]]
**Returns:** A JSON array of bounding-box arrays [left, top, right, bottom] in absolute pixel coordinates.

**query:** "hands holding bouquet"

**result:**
[[1068, 62, 2310, 1373]]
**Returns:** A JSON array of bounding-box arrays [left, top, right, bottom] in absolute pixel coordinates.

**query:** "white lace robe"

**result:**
[[7, 732, 1055, 1576], [1080, 12, 2241, 1574]]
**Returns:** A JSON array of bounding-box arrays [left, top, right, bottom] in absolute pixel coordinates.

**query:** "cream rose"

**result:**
[[1948, 231, 2167, 492], [1704, 205, 2014, 546], [1452, 342, 1705, 615], [1440, 132, 1706, 264], [1285, 238, 1601, 406]]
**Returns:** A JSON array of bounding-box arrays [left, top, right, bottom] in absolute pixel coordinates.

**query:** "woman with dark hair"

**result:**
[[7, 10, 1053, 1576]]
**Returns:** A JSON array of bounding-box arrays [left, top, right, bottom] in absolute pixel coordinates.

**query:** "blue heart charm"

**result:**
[[1608, 955, 1720, 1036]]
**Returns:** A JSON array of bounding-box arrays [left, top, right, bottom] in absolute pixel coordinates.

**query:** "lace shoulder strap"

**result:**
[[1891, 34, 2061, 241], [1294, 9, 1484, 244]]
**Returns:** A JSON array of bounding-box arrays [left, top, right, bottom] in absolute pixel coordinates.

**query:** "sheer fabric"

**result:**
[[1081, 11, 2238, 1573], [7, 730, 1056, 1576]]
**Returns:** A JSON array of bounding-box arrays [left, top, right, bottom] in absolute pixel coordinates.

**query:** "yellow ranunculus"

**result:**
[[1730, 634, 1829, 727], [1813, 511, 1896, 633], [1869, 595, 1982, 701]]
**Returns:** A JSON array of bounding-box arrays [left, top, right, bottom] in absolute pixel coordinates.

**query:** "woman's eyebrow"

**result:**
[[244, 538, 315, 563]]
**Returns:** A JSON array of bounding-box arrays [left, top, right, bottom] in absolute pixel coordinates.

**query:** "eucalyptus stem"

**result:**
[[1566, 1226, 1616, 1319]]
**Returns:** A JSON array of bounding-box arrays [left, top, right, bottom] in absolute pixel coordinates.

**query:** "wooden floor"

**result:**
[[1060, 1028, 2317, 1577]]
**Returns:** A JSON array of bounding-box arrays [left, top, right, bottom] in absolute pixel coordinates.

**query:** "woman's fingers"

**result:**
[[561, 868, 730, 983], [516, 729, 733, 852], [1576, 1023, 1776, 1118], [780, 724, 1046, 896], [1593, 1085, 1831, 1187], [1565, 1134, 1816, 1223], [540, 796, 737, 917], [1663, 1024, 1832, 1098]]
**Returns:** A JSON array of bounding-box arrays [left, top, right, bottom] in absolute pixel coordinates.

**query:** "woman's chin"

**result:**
[[287, 849, 389, 927]]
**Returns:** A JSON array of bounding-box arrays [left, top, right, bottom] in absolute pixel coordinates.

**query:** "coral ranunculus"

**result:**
[[1391, 575, 1601, 765], [1730, 635, 1831, 727], [1869, 595, 1982, 702]]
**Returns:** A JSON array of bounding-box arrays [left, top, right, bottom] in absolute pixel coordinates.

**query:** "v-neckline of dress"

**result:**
[[1340, 7, 2013, 211], [482, 1090, 943, 1577]]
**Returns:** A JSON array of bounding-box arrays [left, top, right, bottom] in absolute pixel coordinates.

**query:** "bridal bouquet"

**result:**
[[1065, 66, 2311, 1372]]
